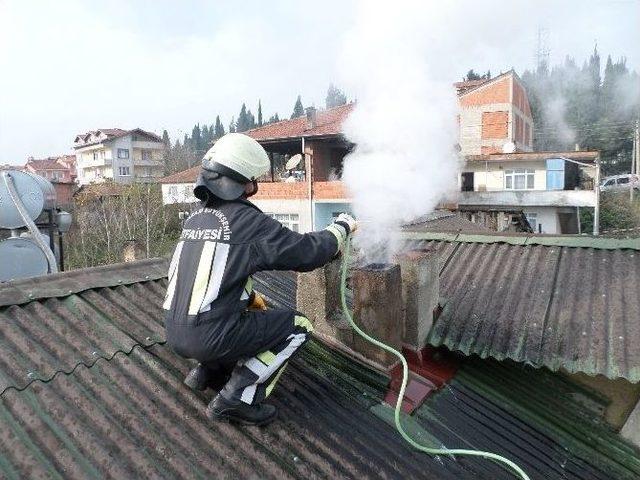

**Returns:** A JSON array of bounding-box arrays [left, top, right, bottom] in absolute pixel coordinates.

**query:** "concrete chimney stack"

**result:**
[[395, 249, 440, 351], [297, 250, 440, 369], [305, 107, 317, 129]]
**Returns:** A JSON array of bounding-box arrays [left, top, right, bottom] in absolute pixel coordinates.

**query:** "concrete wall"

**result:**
[[250, 198, 313, 233], [569, 372, 640, 431], [466, 160, 547, 191], [314, 202, 353, 230]]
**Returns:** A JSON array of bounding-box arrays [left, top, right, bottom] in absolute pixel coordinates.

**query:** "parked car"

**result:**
[[600, 174, 640, 191]]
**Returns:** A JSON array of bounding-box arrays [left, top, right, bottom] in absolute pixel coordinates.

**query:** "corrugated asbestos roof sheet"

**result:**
[[1, 259, 639, 479], [260, 233, 640, 383]]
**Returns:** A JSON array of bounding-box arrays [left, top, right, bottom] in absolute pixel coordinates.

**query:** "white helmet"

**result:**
[[195, 133, 270, 201]]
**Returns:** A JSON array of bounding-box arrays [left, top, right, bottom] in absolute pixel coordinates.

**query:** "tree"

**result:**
[[464, 69, 482, 81], [291, 95, 304, 119], [229, 116, 236, 133], [257, 100, 263, 126], [268, 113, 280, 124], [191, 124, 202, 154], [161, 129, 170, 147], [236, 103, 254, 132], [214, 115, 225, 139], [325, 84, 347, 109]]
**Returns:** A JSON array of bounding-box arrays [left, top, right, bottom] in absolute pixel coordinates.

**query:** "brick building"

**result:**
[[160, 104, 354, 231], [456, 70, 534, 155]]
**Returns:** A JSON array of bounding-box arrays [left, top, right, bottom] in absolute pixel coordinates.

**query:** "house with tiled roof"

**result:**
[[1, 233, 640, 478], [161, 104, 354, 232], [73, 128, 165, 185], [23, 154, 78, 206]]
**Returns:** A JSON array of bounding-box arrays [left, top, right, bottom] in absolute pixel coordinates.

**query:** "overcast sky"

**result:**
[[0, 0, 638, 164]]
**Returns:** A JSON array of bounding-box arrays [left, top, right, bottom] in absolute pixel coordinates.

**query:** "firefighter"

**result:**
[[163, 133, 356, 426]]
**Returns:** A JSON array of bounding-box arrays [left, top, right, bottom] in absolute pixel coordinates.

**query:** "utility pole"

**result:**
[[632, 119, 639, 203], [594, 155, 601, 236]]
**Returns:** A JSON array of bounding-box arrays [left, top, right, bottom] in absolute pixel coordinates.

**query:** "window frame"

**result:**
[[117, 148, 130, 159], [118, 166, 131, 176], [504, 168, 535, 190], [267, 213, 300, 232]]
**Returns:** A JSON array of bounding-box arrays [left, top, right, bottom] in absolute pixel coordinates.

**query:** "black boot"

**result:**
[[206, 394, 277, 426], [184, 364, 230, 392]]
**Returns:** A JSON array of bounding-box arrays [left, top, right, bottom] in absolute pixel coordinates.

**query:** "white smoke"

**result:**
[[338, 1, 466, 260], [544, 95, 576, 144]]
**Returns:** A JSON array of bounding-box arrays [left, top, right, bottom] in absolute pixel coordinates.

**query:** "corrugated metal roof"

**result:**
[[414, 359, 640, 480], [2, 259, 639, 479], [0, 260, 168, 394], [424, 239, 640, 382], [262, 235, 640, 383]]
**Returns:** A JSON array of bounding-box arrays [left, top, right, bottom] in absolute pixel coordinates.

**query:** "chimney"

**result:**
[[394, 248, 440, 350], [297, 250, 440, 369], [305, 107, 317, 129]]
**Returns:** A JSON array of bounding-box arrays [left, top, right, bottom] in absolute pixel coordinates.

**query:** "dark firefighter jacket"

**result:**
[[163, 198, 347, 329]]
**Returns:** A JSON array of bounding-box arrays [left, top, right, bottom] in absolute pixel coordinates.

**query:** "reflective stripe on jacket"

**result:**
[[163, 198, 346, 327]]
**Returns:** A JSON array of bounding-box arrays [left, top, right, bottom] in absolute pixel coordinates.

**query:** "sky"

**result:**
[[0, 0, 638, 164]]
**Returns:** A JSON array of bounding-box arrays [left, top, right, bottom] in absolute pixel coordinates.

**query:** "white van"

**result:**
[[600, 174, 640, 191]]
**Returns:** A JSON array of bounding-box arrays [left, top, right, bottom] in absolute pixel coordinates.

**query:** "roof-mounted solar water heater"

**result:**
[[0, 170, 71, 282]]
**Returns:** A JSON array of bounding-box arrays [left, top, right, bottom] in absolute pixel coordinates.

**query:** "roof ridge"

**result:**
[[401, 231, 640, 250], [0, 258, 168, 307]]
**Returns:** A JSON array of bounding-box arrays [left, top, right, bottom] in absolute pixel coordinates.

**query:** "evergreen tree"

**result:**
[[291, 95, 304, 119], [229, 117, 236, 133], [161, 129, 170, 147], [257, 100, 263, 126], [236, 103, 252, 132], [214, 115, 225, 139], [464, 69, 482, 81], [201, 125, 210, 147], [246, 109, 256, 130], [325, 84, 347, 109], [191, 124, 202, 153], [268, 113, 280, 124]]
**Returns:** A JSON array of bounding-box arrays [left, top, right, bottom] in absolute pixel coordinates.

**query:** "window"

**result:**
[[118, 166, 130, 176], [117, 148, 129, 159], [93, 151, 98, 161], [505, 169, 535, 190], [141, 150, 152, 160], [604, 179, 615, 187], [268, 213, 300, 232], [525, 213, 538, 232], [169, 186, 178, 197], [546, 158, 565, 190], [617, 177, 630, 185]]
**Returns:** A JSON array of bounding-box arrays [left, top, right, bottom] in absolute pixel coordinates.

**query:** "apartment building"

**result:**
[[23, 155, 77, 206], [456, 70, 534, 155], [73, 128, 165, 185]]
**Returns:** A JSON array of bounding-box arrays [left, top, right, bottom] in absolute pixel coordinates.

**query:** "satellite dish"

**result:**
[[502, 141, 516, 154], [286, 154, 303, 170], [0, 237, 49, 281]]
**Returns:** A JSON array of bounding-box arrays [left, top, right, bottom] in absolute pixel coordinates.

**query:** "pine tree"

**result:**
[[291, 95, 304, 119], [268, 113, 280, 124], [214, 115, 225, 139], [191, 124, 202, 153], [161, 129, 170, 147], [325, 84, 347, 109], [229, 117, 236, 133], [246, 109, 256, 130], [236, 103, 251, 132], [257, 100, 263, 126]]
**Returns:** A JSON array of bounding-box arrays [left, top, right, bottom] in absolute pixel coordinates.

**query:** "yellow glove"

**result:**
[[249, 291, 268, 311]]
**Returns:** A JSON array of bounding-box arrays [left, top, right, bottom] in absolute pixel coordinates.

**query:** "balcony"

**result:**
[[132, 157, 162, 167], [457, 189, 596, 208]]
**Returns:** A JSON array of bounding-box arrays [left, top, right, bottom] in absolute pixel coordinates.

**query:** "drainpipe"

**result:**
[[594, 154, 600, 236]]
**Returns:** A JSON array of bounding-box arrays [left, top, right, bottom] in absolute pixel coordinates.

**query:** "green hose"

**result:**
[[339, 235, 530, 480]]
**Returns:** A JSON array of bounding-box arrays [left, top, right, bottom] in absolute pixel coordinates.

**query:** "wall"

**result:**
[[466, 160, 547, 191], [568, 372, 640, 430], [252, 181, 308, 200], [111, 136, 133, 184], [314, 202, 353, 230], [250, 198, 313, 233], [521, 206, 561, 234]]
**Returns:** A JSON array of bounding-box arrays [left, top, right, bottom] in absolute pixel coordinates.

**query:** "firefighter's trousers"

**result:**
[[168, 308, 314, 405]]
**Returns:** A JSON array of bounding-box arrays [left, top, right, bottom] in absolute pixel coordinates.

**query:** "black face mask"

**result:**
[[245, 180, 259, 198]]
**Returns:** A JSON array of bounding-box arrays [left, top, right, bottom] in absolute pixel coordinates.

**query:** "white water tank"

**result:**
[[0, 170, 56, 228]]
